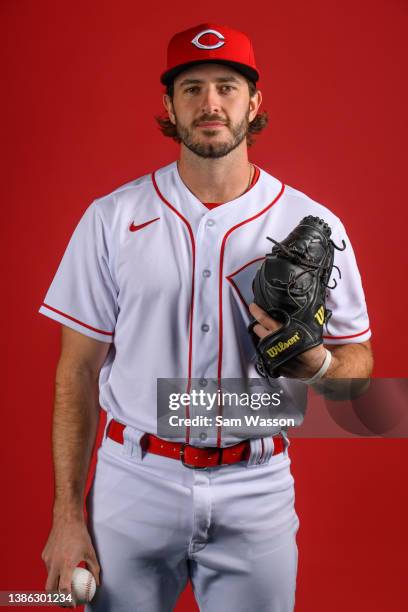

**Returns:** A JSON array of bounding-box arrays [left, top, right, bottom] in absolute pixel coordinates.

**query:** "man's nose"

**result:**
[[200, 86, 222, 114]]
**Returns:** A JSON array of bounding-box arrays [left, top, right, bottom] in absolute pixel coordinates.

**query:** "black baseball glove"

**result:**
[[249, 215, 345, 378]]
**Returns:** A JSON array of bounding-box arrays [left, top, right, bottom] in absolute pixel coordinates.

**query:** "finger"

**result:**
[[58, 563, 75, 595], [249, 303, 282, 332], [59, 599, 75, 609], [45, 566, 60, 592], [252, 323, 272, 339], [249, 302, 265, 318], [85, 554, 101, 586], [58, 569, 75, 609]]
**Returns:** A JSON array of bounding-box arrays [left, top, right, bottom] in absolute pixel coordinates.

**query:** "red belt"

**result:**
[[106, 419, 285, 469]]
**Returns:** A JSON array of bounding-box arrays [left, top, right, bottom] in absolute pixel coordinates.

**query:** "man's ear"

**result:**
[[249, 89, 262, 123], [163, 94, 176, 125]]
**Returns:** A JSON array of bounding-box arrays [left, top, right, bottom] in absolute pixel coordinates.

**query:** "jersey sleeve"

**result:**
[[38, 201, 118, 342], [323, 219, 371, 345]]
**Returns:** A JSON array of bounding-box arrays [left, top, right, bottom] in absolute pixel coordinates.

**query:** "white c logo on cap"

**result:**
[[191, 29, 225, 50]]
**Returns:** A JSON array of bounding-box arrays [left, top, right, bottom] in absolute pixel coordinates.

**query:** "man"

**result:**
[[40, 23, 373, 611]]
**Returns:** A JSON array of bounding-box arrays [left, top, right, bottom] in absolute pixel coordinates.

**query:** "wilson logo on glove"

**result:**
[[266, 333, 301, 359], [314, 306, 325, 326], [249, 215, 346, 378]]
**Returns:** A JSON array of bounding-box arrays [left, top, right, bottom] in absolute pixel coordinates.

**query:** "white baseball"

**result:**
[[71, 567, 97, 604]]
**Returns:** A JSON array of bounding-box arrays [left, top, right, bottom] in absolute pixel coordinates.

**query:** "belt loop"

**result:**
[[122, 426, 145, 459], [247, 438, 264, 466], [260, 436, 274, 463], [104, 417, 112, 440], [281, 429, 291, 455]]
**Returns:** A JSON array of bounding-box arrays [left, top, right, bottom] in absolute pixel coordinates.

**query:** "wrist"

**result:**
[[53, 498, 85, 522], [302, 349, 332, 384]]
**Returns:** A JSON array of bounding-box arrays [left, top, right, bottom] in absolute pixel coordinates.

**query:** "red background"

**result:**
[[2, 0, 407, 610]]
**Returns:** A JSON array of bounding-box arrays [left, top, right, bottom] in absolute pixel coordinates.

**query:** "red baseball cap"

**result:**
[[160, 23, 260, 86]]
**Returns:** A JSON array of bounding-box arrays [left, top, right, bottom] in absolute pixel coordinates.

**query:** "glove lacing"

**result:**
[[265, 235, 346, 328]]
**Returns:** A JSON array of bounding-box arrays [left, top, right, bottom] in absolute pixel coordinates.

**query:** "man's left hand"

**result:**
[[249, 302, 328, 380]]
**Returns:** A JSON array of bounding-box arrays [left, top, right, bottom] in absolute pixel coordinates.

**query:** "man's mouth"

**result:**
[[196, 121, 226, 128]]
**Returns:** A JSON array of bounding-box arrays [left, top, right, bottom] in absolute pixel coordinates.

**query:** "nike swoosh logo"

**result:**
[[129, 217, 160, 232]]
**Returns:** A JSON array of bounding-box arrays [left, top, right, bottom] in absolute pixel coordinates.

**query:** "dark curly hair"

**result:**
[[155, 78, 268, 147]]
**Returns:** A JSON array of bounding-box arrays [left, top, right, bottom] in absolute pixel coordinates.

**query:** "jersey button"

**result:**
[[203, 269, 211, 278], [199, 432, 207, 441], [201, 324, 210, 332], [206, 219, 215, 227], [199, 378, 208, 387]]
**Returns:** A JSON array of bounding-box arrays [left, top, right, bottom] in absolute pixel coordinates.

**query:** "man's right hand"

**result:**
[[42, 516, 100, 597], [41, 327, 108, 602]]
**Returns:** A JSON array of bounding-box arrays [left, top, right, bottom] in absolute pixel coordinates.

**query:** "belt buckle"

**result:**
[[180, 443, 222, 469]]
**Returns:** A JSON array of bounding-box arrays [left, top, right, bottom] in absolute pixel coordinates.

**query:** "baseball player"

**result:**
[[40, 23, 373, 612]]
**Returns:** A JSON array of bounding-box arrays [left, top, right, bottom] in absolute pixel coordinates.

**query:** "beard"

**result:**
[[174, 110, 250, 159]]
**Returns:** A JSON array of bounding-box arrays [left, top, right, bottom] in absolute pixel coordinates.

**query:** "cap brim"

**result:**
[[160, 59, 259, 85]]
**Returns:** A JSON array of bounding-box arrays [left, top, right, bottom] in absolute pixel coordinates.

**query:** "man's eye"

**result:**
[[220, 85, 234, 93], [185, 86, 200, 94]]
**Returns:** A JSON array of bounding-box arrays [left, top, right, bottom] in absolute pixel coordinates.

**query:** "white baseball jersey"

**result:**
[[39, 161, 371, 444]]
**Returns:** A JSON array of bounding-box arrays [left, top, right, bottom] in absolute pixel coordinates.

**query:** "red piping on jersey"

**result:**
[[216, 182, 286, 446], [226, 256, 266, 312], [323, 326, 371, 340], [226, 258, 371, 340], [227, 277, 248, 312], [41, 304, 114, 336], [151, 171, 195, 443], [227, 255, 265, 279]]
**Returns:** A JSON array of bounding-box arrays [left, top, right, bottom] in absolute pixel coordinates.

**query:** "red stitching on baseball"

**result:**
[[85, 573, 92, 602]]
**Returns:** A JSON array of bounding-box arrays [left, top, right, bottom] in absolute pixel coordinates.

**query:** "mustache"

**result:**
[[193, 115, 229, 127]]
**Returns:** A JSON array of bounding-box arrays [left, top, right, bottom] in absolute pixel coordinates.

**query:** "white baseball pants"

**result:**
[[86, 430, 300, 612]]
